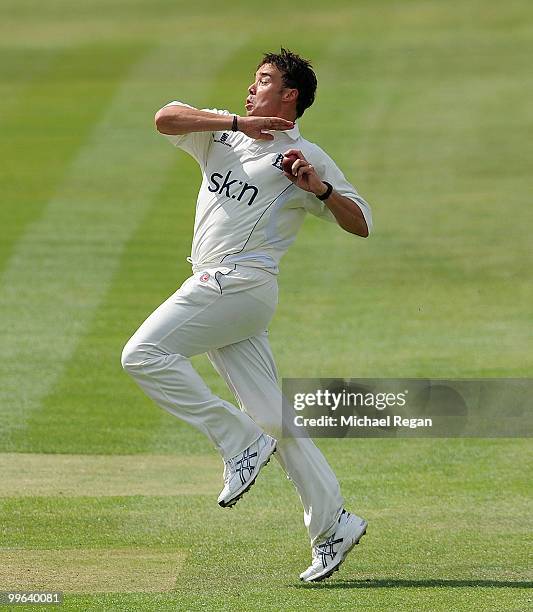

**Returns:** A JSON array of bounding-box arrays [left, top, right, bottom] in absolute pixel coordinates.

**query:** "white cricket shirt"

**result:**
[[162, 101, 373, 274]]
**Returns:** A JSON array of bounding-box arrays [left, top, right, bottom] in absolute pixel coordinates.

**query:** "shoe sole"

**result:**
[[218, 440, 276, 508], [302, 520, 368, 583]]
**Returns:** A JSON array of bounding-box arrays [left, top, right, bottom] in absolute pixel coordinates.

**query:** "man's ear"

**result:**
[[283, 88, 299, 104]]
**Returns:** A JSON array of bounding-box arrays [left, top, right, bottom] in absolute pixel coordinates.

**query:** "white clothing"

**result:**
[[163, 101, 372, 274], [122, 265, 343, 544]]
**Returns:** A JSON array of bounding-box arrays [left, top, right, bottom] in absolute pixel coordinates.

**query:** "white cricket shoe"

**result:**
[[299, 509, 367, 582], [217, 433, 276, 508]]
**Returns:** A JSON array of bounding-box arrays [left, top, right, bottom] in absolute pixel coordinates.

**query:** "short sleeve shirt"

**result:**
[[162, 101, 373, 273]]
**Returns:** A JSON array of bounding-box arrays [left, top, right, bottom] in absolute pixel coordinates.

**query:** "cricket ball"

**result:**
[[282, 153, 299, 176]]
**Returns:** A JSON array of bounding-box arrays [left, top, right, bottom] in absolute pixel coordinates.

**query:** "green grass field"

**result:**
[[1, 0, 532, 610]]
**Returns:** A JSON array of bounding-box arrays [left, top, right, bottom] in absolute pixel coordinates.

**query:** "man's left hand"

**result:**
[[283, 149, 327, 196]]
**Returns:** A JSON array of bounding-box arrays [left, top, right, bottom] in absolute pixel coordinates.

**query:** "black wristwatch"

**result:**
[[316, 181, 333, 201]]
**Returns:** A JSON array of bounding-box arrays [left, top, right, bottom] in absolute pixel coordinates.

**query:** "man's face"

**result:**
[[245, 63, 296, 118]]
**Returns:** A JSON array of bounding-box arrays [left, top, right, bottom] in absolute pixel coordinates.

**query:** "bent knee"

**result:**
[[121, 341, 139, 372], [121, 340, 186, 373], [121, 340, 155, 372]]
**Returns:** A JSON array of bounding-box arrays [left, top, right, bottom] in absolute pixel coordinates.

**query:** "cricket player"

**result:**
[[122, 48, 372, 582]]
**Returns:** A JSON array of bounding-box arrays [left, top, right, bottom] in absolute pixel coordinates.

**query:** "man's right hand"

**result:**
[[237, 116, 294, 141]]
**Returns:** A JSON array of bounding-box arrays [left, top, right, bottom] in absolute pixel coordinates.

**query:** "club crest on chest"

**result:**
[[272, 153, 284, 171]]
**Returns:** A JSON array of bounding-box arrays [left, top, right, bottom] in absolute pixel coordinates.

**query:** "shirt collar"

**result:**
[[262, 122, 301, 141], [283, 122, 300, 140]]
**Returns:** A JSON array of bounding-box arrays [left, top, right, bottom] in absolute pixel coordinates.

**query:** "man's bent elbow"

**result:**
[[154, 108, 183, 134], [154, 110, 169, 133], [346, 198, 371, 237], [341, 223, 368, 237], [359, 218, 370, 237], [344, 218, 369, 237], [154, 109, 165, 133], [353, 227, 369, 238]]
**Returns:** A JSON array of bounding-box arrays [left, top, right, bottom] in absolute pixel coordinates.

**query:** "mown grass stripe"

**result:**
[[4, 33, 254, 455], [0, 43, 148, 273], [0, 548, 185, 593], [0, 43, 187, 447], [0, 452, 220, 497]]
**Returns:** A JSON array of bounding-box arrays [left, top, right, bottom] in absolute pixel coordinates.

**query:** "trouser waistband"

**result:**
[[186, 257, 277, 275]]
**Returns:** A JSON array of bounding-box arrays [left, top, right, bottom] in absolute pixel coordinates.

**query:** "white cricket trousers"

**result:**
[[121, 264, 343, 545]]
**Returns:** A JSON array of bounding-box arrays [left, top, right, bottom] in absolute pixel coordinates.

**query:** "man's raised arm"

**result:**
[[154, 105, 294, 141], [155, 105, 233, 136]]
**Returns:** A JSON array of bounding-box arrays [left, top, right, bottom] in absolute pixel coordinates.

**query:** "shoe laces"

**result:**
[[311, 532, 344, 568], [311, 511, 347, 567], [222, 457, 236, 483], [223, 441, 259, 483]]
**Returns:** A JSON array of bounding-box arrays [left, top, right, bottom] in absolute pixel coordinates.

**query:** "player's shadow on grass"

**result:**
[[294, 578, 533, 589]]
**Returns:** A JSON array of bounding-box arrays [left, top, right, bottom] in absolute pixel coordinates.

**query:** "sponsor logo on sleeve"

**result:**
[[213, 132, 233, 147]]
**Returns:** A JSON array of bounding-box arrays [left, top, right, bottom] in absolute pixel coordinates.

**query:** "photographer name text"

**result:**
[[294, 414, 433, 429]]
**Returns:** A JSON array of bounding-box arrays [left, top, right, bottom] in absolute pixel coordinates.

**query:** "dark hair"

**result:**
[[257, 47, 317, 119]]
